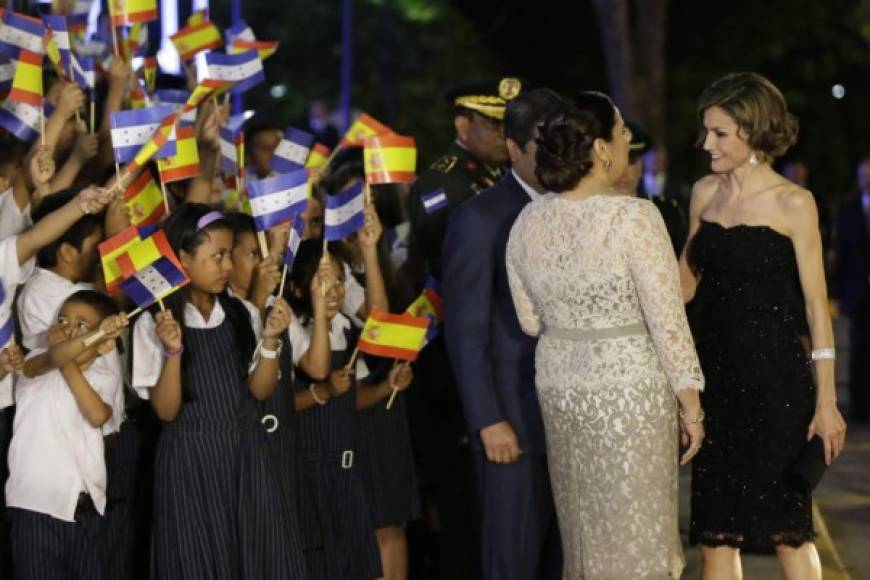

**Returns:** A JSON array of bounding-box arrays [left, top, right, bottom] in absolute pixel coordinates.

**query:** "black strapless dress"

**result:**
[[688, 221, 816, 550]]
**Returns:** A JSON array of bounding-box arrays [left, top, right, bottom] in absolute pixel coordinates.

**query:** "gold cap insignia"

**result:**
[[498, 77, 522, 101]]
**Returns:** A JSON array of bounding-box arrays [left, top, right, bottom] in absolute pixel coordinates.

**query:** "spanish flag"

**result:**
[[186, 9, 208, 27], [107, 0, 158, 27], [123, 171, 165, 227], [99, 225, 150, 293], [115, 230, 182, 280], [130, 84, 147, 109], [142, 56, 157, 94], [229, 38, 279, 61], [339, 113, 392, 147], [356, 307, 430, 361], [305, 143, 331, 168], [405, 278, 443, 343], [7, 50, 43, 107], [363, 134, 416, 184], [157, 125, 200, 183], [171, 20, 222, 62], [184, 78, 233, 111]]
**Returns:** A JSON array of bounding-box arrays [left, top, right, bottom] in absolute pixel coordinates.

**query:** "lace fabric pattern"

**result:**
[[506, 195, 704, 580]]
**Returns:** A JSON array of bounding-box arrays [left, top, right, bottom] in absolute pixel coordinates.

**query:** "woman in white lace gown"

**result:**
[[506, 93, 706, 579]]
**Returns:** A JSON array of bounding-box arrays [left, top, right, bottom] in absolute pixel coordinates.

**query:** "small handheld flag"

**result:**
[[324, 181, 365, 241], [107, 0, 158, 27], [225, 20, 279, 61], [205, 50, 264, 95], [115, 231, 189, 309], [0, 100, 41, 143], [170, 20, 222, 61], [69, 0, 95, 33], [0, 279, 14, 347], [141, 56, 157, 94], [405, 278, 444, 344], [421, 189, 448, 214], [7, 50, 43, 107], [157, 125, 200, 183], [339, 113, 392, 147], [271, 127, 315, 174], [356, 307, 429, 361], [0, 11, 46, 56], [109, 105, 177, 165], [247, 168, 310, 231], [0, 53, 13, 98], [184, 78, 234, 111], [42, 15, 72, 79], [363, 134, 417, 184], [99, 225, 154, 293], [219, 114, 246, 176], [123, 171, 165, 226], [277, 213, 306, 297], [305, 143, 331, 169], [71, 54, 96, 92]]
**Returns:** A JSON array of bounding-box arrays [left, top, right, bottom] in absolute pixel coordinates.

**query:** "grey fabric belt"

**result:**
[[543, 321, 648, 341]]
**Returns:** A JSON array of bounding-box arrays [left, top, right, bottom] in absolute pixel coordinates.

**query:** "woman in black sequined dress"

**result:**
[[680, 73, 847, 579]]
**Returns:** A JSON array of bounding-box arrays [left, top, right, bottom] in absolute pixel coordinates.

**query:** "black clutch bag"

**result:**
[[786, 436, 827, 494]]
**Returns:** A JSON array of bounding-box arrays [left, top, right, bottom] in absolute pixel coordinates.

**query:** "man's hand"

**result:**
[[480, 420, 522, 464]]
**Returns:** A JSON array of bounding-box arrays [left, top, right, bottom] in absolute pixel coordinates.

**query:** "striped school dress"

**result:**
[[294, 323, 382, 580], [150, 318, 306, 579], [356, 360, 421, 527]]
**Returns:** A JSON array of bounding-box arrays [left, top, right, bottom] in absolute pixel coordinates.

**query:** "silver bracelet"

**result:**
[[811, 348, 835, 361], [679, 408, 705, 424], [309, 384, 328, 406]]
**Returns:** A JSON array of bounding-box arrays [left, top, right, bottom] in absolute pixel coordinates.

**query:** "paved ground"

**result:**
[[679, 316, 868, 579]]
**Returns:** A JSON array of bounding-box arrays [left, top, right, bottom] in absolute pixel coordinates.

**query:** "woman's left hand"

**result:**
[[263, 297, 293, 339], [807, 402, 847, 465]]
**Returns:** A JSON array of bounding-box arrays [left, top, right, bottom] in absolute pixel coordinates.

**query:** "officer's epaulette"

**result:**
[[430, 155, 458, 174]]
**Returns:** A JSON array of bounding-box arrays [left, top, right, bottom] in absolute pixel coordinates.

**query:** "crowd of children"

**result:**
[[0, 21, 426, 578]]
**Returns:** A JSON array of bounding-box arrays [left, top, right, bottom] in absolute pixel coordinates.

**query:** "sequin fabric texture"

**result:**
[[688, 220, 816, 549], [507, 195, 703, 580]]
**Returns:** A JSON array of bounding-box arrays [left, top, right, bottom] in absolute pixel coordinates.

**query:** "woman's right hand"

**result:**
[[679, 418, 705, 466], [325, 368, 352, 397], [154, 311, 182, 352]]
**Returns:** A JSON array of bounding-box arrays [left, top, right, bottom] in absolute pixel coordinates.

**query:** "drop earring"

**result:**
[[749, 152, 759, 167], [605, 159, 612, 172]]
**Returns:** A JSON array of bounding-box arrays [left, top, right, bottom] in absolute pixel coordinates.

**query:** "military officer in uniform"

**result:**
[[619, 122, 689, 255], [405, 78, 521, 580]]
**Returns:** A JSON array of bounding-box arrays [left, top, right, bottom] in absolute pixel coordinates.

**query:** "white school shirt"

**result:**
[[0, 187, 32, 241], [5, 348, 122, 522], [0, 236, 35, 409], [286, 312, 369, 379], [131, 296, 262, 397], [341, 262, 367, 327], [15, 268, 125, 430]]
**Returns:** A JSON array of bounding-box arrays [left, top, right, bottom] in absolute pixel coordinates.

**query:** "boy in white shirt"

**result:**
[[6, 290, 126, 579]]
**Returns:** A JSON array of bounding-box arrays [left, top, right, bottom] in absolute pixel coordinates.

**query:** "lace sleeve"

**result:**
[[623, 201, 704, 393], [506, 211, 542, 337]]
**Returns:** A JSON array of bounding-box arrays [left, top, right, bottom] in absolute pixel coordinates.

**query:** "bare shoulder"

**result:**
[[689, 174, 721, 213], [779, 184, 818, 219]]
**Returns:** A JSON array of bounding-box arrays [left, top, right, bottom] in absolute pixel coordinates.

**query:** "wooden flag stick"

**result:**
[[385, 359, 401, 410], [277, 264, 288, 298], [90, 100, 95, 134], [320, 239, 329, 296], [345, 347, 359, 371], [257, 231, 269, 259], [39, 108, 45, 146], [82, 306, 144, 348], [160, 179, 171, 215]]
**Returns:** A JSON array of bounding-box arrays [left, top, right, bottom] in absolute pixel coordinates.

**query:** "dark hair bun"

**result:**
[[535, 92, 616, 192]]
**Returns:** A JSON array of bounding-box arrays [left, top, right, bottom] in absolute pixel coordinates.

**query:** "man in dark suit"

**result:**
[[442, 88, 564, 580], [835, 158, 870, 424]]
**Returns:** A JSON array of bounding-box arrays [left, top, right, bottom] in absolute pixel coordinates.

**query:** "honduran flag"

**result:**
[[68, 0, 95, 33], [247, 168, 310, 231], [421, 188, 448, 214], [271, 127, 315, 174], [284, 213, 305, 271], [107, 0, 158, 27], [117, 233, 189, 310], [7, 50, 43, 107], [123, 171, 165, 227], [219, 113, 246, 176], [0, 53, 14, 99], [154, 89, 196, 124], [71, 55, 96, 92], [356, 307, 430, 362], [305, 143, 331, 169], [0, 99, 41, 143], [157, 125, 200, 183], [363, 134, 417, 184], [225, 20, 278, 61], [109, 105, 177, 165], [43, 15, 72, 79], [0, 11, 45, 56], [205, 50, 264, 95], [324, 180, 365, 241], [0, 279, 13, 347], [171, 19, 222, 61]]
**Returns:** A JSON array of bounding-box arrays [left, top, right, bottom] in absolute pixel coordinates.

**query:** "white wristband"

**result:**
[[259, 339, 282, 360], [310, 384, 328, 405], [811, 348, 835, 361]]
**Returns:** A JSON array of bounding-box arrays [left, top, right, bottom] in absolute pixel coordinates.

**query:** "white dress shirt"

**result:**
[[0, 187, 32, 242], [5, 348, 122, 522], [131, 296, 261, 397], [512, 169, 551, 202], [341, 262, 367, 327], [0, 236, 36, 409], [287, 312, 369, 379]]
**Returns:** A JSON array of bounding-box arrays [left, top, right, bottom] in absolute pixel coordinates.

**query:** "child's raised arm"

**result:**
[[356, 201, 389, 318], [248, 297, 293, 400], [150, 311, 185, 421], [60, 362, 112, 428], [356, 362, 412, 410], [296, 258, 335, 381], [49, 313, 128, 369]]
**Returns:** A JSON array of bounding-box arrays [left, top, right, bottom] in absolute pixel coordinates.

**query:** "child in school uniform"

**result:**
[[131, 204, 306, 580], [287, 239, 413, 580], [5, 290, 127, 579]]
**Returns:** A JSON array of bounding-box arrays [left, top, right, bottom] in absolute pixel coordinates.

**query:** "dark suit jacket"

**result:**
[[835, 196, 870, 317], [442, 172, 547, 455]]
